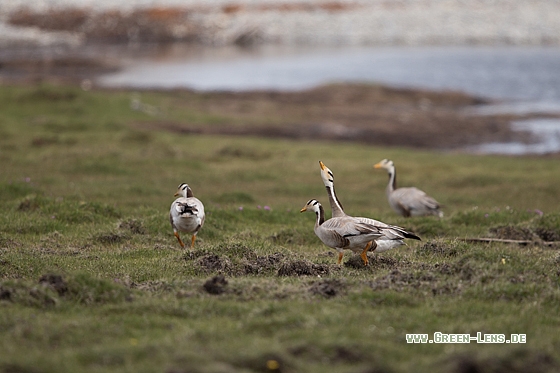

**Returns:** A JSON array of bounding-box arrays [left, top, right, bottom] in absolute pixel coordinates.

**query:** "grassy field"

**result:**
[[1, 84, 560, 373]]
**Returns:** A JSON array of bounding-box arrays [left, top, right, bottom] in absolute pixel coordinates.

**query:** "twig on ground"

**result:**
[[463, 237, 560, 247]]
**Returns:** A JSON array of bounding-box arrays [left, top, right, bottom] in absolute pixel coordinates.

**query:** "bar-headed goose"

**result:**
[[300, 199, 383, 266], [170, 183, 205, 248], [374, 159, 443, 218], [319, 161, 420, 252]]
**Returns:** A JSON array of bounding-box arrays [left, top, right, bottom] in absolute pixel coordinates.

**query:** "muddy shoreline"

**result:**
[[3, 43, 560, 152]]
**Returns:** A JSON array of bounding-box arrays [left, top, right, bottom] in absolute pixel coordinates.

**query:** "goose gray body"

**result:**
[[301, 199, 382, 265], [319, 161, 420, 252], [169, 183, 205, 248], [374, 159, 443, 218]]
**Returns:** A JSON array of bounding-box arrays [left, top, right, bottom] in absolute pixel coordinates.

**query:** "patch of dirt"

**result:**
[[244, 253, 285, 274], [309, 279, 345, 297], [430, 259, 475, 282], [17, 197, 40, 211], [446, 350, 558, 373], [534, 227, 560, 242], [288, 344, 376, 367], [371, 269, 436, 290], [94, 232, 130, 245], [277, 260, 330, 277], [0, 288, 12, 301], [118, 219, 146, 235], [2, 43, 556, 150], [129, 83, 550, 150], [235, 353, 289, 373], [196, 254, 232, 273], [203, 275, 228, 295], [417, 241, 460, 257], [39, 273, 68, 295], [186, 249, 286, 276], [490, 225, 536, 241]]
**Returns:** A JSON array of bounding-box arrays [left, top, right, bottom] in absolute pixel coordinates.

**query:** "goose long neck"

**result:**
[[325, 185, 345, 217], [315, 204, 325, 227], [386, 168, 397, 195], [186, 187, 194, 198]]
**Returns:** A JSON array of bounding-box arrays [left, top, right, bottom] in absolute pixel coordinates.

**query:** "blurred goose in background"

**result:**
[[300, 199, 383, 266], [170, 183, 205, 248], [374, 159, 443, 218], [319, 161, 420, 252]]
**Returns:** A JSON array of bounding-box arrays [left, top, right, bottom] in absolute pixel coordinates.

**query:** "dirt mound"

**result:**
[[447, 350, 558, 373], [203, 275, 228, 295], [344, 254, 400, 269], [490, 225, 536, 241], [196, 254, 232, 273], [277, 260, 330, 277], [244, 253, 285, 275], [534, 227, 560, 242], [417, 241, 460, 257], [39, 274, 68, 295], [309, 279, 345, 297]]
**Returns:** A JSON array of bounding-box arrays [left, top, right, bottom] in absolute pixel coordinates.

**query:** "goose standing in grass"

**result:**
[[374, 159, 443, 218], [318, 161, 420, 252], [300, 199, 383, 266], [170, 183, 205, 248]]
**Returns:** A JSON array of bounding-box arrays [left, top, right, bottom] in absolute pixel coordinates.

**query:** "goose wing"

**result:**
[[170, 197, 205, 229], [314, 225, 349, 249], [355, 216, 421, 241], [391, 187, 440, 216], [320, 217, 383, 246], [184, 197, 205, 218], [175, 202, 199, 216]]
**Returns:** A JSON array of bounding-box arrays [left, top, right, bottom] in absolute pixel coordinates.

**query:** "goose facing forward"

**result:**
[[300, 199, 382, 266], [170, 183, 205, 248], [374, 159, 443, 218], [318, 161, 420, 252]]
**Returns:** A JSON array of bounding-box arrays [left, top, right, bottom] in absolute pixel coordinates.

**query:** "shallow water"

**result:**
[[97, 44, 560, 154], [468, 119, 560, 155]]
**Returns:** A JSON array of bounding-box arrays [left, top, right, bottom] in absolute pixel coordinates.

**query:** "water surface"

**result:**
[[97, 44, 560, 153]]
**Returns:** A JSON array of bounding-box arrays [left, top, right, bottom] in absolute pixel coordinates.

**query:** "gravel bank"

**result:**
[[1, 0, 560, 48]]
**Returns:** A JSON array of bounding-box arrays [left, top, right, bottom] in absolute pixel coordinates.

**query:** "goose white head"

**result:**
[[174, 183, 192, 198], [300, 199, 321, 213], [374, 159, 395, 172], [319, 161, 335, 188]]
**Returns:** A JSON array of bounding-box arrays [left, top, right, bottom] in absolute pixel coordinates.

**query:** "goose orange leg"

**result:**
[[190, 234, 197, 249], [336, 251, 344, 265], [360, 241, 376, 266], [174, 231, 185, 248]]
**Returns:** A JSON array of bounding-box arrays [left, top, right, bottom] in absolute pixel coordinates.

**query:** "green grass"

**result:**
[[1, 84, 560, 373]]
